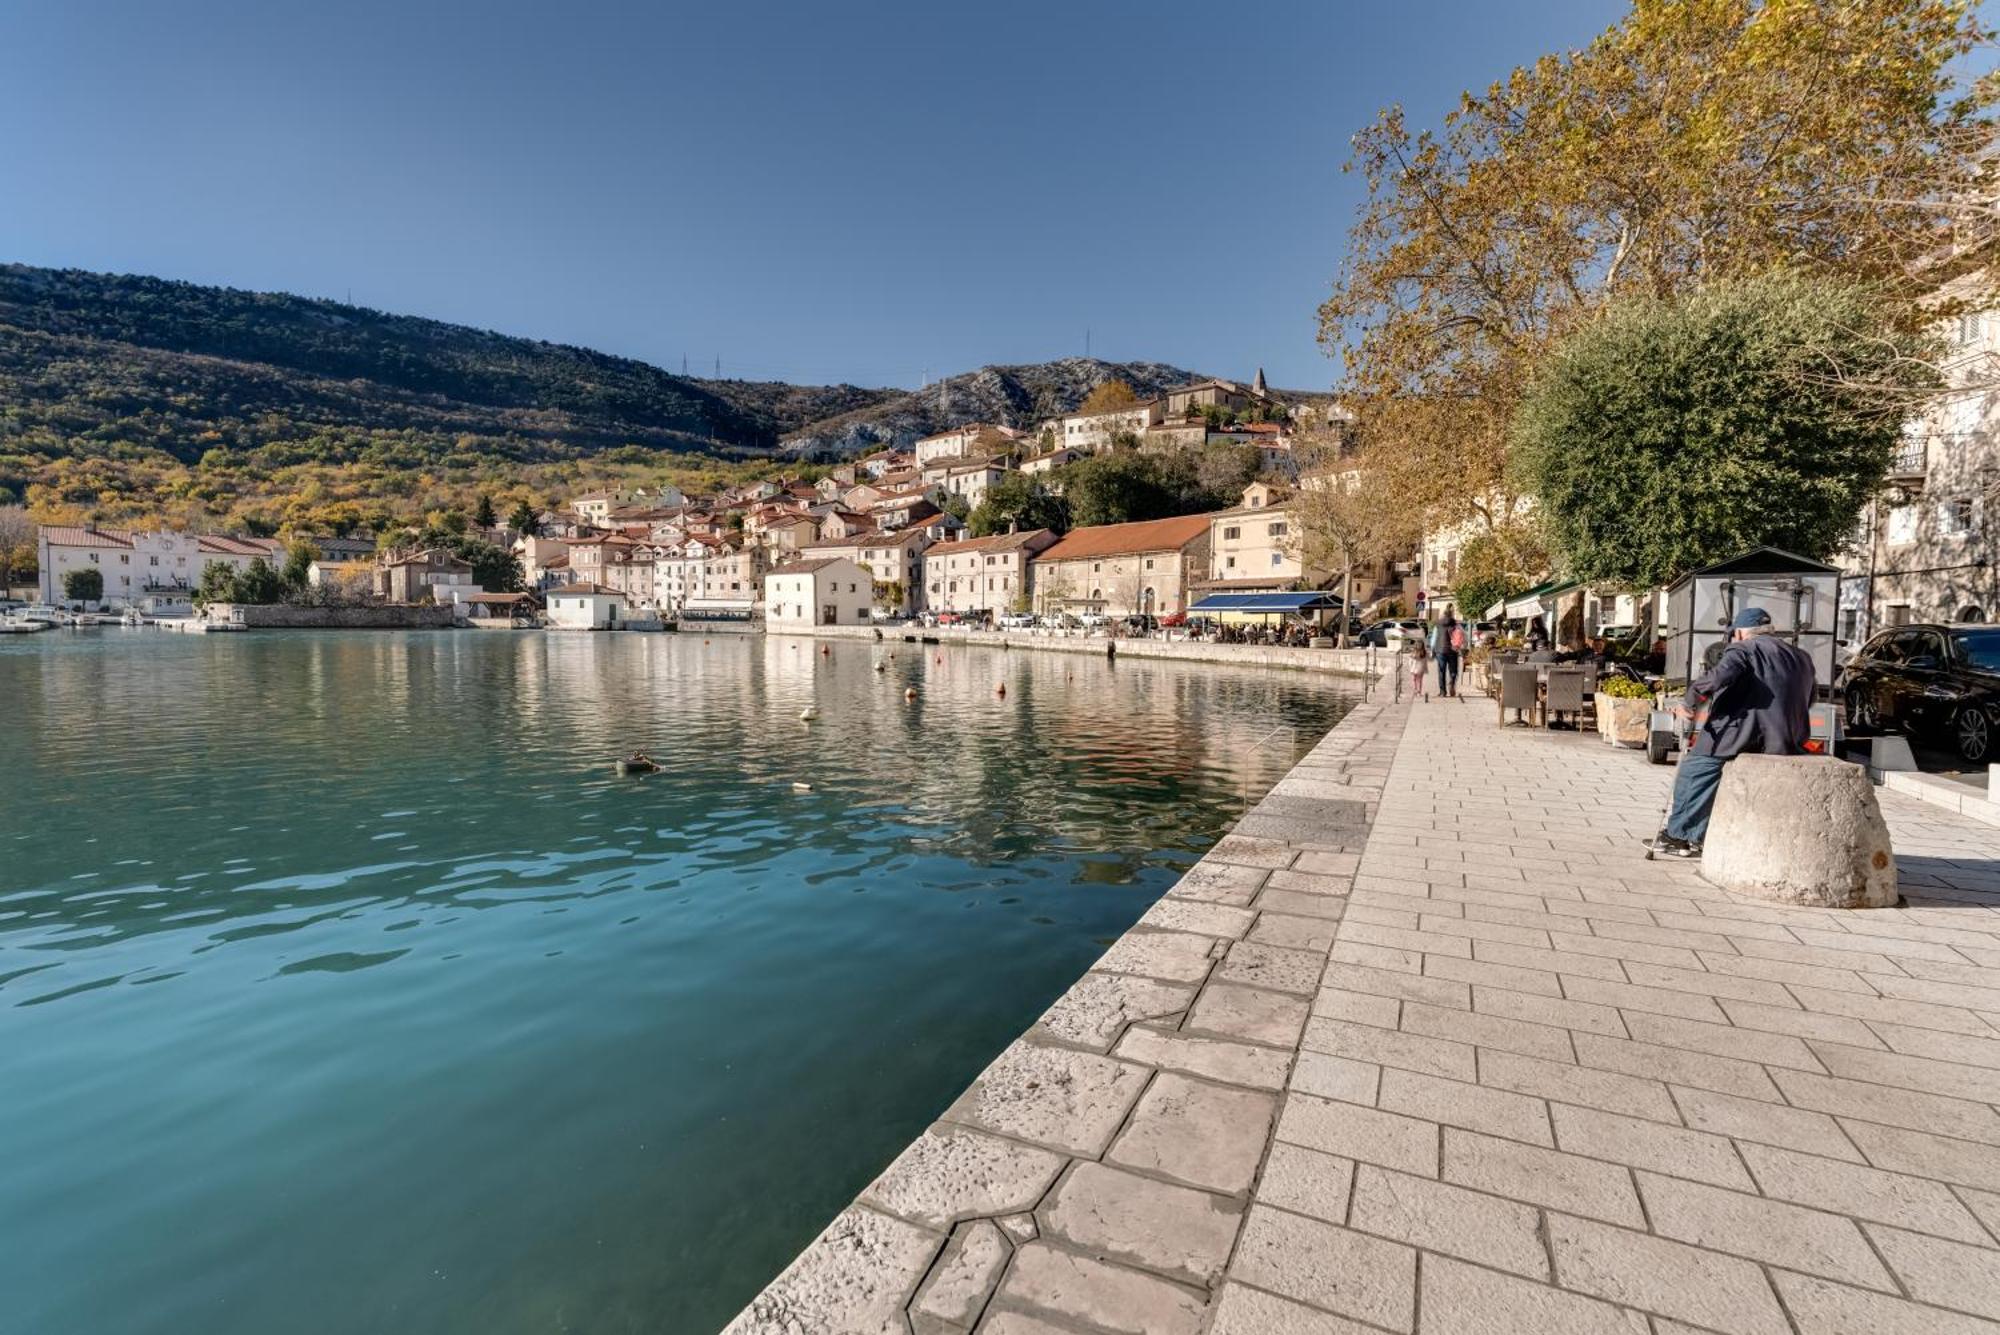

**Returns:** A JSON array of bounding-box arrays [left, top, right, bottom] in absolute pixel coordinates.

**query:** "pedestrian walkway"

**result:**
[[725, 688, 2000, 1334], [1216, 694, 2000, 1335]]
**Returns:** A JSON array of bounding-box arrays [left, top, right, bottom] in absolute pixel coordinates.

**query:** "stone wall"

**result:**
[[772, 623, 1384, 679], [206, 603, 457, 629]]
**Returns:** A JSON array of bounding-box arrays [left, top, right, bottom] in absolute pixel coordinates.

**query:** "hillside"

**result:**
[[0, 264, 1235, 530], [777, 358, 1205, 459], [0, 264, 904, 460]]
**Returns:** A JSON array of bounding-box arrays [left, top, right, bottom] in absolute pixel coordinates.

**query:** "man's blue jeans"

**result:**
[[1665, 751, 1728, 844], [1437, 650, 1460, 696]]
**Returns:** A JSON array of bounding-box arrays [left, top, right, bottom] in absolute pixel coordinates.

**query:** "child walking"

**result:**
[[1406, 637, 1430, 702]]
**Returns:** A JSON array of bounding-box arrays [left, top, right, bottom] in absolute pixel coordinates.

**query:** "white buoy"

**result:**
[[800, 706, 818, 722], [874, 662, 885, 673], [792, 781, 813, 793], [904, 687, 918, 702]]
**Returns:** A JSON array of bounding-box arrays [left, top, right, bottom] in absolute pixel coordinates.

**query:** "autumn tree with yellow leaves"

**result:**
[[1318, 0, 1995, 557]]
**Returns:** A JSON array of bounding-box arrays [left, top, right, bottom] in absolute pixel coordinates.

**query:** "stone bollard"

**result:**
[[1702, 755, 1896, 908]]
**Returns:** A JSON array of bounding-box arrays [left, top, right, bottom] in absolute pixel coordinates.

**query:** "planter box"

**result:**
[[1597, 693, 1652, 748]]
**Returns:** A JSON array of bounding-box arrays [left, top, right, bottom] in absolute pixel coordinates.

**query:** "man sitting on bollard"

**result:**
[[1645, 607, 1815, 860]]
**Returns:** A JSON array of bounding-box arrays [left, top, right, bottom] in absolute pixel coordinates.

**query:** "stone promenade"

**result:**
[[726, 685, 2000, 1335]]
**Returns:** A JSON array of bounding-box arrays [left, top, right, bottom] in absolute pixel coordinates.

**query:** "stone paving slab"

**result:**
[[1224, 693, 2000, 1335], [727, 678, 2000, 1335]]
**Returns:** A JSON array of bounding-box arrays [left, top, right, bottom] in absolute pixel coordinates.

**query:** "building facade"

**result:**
[[764, 557, 874, 628], [921, 529, 1057, 617], [1839, 295, 2000, 643], [37, 527, 284, 607], [1029, 514, 1213, 619]]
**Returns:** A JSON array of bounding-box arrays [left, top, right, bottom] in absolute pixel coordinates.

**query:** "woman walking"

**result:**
[[1430, 613, 1464, 698]]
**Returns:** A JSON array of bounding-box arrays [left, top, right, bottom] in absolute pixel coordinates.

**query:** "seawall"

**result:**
[[771, 622, 1385, 678], [205, 604, 458, 629]]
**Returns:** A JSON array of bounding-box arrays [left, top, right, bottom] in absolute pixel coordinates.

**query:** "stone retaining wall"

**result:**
[[206, 603, 458, 629], [723, 677, 1404, 1334], [773, 623, 1384, 679]]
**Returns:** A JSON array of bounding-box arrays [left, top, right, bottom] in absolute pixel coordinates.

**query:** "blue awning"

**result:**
[[1189, 591, 1342, 614]]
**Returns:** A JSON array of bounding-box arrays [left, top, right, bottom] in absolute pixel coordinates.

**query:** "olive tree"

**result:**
[[1514, 274, 1937, 588]]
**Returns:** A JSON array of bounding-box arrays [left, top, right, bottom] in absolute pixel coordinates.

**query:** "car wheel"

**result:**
[[1957, 707, 1993, 763], [1845, 684, 1876, 735]]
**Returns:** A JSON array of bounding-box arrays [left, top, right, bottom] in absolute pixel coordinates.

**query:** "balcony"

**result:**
[[1887, 441, 1928, 477]]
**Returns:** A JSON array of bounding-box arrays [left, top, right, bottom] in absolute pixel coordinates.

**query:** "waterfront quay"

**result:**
[[730, 683, 2000, 1334]]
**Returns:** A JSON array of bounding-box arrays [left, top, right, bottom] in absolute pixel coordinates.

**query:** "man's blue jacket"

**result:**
[[1687, 634, 1815, 758]]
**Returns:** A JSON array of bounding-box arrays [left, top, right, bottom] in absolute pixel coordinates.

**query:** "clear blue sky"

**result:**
[[2, 0, 1630, 391]]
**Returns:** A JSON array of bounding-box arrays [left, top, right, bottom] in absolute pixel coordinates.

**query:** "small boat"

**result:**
[[791, 781, 814, 793], [615, 754, 661, 776], [799, 706, 818, 722]]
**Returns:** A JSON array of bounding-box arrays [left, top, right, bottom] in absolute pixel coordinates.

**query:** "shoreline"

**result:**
[[722, 659, 1403, 1333]]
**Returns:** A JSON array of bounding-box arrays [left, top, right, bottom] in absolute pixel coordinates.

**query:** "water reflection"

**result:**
[[0, 629, 1354, 1335]]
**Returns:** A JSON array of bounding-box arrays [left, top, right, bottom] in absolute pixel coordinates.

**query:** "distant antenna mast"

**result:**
[[942, 375, 950, 415], [715, 355, 721, 377], [682, 354, 688, 375], [1086, 328, 1091, 359]]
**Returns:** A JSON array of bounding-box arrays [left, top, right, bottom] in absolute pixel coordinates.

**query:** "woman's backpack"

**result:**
[[1450, 625, 1467, 651]]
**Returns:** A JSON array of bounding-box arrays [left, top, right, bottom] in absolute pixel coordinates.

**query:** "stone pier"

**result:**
[[727, 686, 2000, 1335]]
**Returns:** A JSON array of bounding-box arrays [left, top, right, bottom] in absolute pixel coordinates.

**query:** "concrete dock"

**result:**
[[726, 686, 2000, 1335]]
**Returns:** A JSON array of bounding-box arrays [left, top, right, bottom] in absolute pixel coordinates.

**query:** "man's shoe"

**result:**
[[1644, 834, 1703, 859]]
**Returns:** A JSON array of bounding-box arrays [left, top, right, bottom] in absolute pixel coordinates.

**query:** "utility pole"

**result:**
[[1086, 328, 1091, 359], [682, 354, 688, 375]]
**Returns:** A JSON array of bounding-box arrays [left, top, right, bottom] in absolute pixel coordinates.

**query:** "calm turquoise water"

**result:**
[[0, 630, 1354, 1335]]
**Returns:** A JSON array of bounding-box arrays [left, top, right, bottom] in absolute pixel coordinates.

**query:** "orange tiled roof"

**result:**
[[38, 526, 133, 548], [1035, 513, 1214, 562]]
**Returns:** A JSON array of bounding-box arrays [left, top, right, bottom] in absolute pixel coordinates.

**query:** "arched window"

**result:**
[[1958, 605, 1986, 623]]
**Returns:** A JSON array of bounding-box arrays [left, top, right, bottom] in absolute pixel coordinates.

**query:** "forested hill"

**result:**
[[0, 263, 1222, 529], [0, 264, 899, 459]]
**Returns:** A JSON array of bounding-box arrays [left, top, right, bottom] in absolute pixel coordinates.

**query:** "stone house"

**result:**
[[1029, 513, 1214, 619], [381, 549, 477, 604], [764, 557, 874, 628]]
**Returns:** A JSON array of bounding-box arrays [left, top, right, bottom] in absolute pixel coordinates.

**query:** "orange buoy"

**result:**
[[995, 682, 1006, 696], [904, 687, 918, 701], [821, 645, 830, 656]]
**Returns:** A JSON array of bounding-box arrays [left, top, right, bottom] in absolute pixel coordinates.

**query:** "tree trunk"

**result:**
[[1339, 564, 1354, 648]]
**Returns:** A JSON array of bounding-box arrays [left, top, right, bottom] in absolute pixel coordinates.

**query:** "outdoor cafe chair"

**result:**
[[1498, 666, 1539, 727], [1545, 667, 1587, 730]]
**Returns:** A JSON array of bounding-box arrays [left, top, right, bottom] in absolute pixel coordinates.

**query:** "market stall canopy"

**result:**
[[1189, 591, 1344, 614]]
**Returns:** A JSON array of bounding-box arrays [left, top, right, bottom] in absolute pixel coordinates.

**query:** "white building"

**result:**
[[922, 529, 1058, 617], [1042, 400, 1165, 454], [37, 526, 283, 607], [545, 582, 626, 629], [913, 423, 1020, 466], [764, 556, 874, 628]]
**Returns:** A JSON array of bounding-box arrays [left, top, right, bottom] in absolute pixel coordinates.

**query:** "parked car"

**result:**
[[1120, 614, 1159, 634], [1842, 622, 2000, 761], [1077, 611, 1110, 629], [997, 611, 1036, 629], [1357, 618, 1424, 648]]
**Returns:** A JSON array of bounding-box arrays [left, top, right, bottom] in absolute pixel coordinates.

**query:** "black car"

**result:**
[[1843, 623, 2000, 761]]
